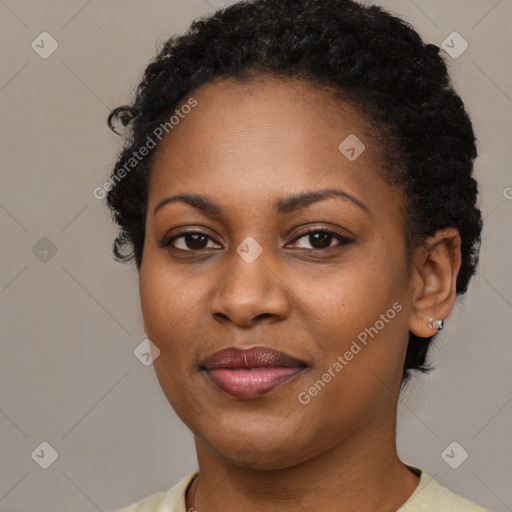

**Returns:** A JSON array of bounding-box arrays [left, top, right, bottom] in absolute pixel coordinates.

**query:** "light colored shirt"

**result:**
[[110, 468, 488, 511]]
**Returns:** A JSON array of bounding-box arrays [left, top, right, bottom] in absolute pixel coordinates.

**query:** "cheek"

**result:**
[[297, 257, 401, 334], [295, 252, 409, 387], [152, 354, 206, 433], [139, 253, 198, 332], [139, 253, 216, 380], [139, 262, 203, 418]]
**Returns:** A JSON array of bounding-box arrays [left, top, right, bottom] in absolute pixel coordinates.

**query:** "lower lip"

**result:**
[[204, 367, 304, 399]]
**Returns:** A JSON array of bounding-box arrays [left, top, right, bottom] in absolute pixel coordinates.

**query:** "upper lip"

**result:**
[[201, 346, 307, 370]]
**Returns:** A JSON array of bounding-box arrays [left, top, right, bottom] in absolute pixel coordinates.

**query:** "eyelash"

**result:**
[[159, 227, 353, 253]]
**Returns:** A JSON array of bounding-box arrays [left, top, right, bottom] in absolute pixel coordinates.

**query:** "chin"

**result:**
[[203, 432, 313, 471]]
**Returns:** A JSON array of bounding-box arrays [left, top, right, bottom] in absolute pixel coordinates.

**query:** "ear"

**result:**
[[408, 227, 462, 338]]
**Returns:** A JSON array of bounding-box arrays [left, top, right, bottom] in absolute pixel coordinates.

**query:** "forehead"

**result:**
[[147, 76, 395, 217], [162, 75, 374, 151]]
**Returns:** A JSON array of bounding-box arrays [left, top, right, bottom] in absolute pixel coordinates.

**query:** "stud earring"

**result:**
[[427, 318, 444, 331], [144, 326, 148, 334]]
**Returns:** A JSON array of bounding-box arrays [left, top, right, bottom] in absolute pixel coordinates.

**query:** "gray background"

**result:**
[[0, 0, 510, 511]]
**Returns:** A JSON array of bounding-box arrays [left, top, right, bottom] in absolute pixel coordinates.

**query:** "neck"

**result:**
[[186, 405, 420, 512]]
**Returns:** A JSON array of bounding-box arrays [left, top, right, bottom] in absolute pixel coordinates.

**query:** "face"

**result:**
[[139, 77, 416, 470]]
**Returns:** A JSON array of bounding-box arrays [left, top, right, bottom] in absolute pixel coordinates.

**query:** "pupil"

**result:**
[[187, 233, 207, 250], [310, 232, 331, 249]]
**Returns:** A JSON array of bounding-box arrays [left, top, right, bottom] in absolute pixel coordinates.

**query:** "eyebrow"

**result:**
[[153, 188, 370, 216]]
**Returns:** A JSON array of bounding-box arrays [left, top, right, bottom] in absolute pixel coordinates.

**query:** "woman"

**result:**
[[105, 0, 486, 510]]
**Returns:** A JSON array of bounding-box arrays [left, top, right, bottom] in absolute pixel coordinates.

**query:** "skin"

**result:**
[[138, 76, 462, 512]]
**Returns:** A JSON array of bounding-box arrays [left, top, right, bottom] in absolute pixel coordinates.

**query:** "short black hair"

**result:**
[[105, 0, 482, 384]]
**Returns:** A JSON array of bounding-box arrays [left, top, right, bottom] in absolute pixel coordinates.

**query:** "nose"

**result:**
[[209, 246, 290, 327]]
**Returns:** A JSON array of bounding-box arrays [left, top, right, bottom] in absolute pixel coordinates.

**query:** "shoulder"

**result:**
[[398, 469, 488, 512], [108, 471, 198, 512]]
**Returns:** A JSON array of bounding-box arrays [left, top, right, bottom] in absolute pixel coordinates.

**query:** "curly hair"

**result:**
[[105, 0, 482, 384]]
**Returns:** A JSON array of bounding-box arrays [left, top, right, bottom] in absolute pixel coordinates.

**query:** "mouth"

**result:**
[[200, 346, 308, 399]]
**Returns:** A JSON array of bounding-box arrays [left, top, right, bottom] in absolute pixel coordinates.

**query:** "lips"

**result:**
[[201, 346, 307, 399]]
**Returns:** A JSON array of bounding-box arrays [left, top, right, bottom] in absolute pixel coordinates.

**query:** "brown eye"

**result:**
[[288, 229, 352, 250], [159, 231, 221, 252], [159, 228, 352, 254]]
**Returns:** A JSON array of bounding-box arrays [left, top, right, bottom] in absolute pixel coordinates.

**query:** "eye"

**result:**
[[159, 231, 221, 252], [159, 227, 353, 253], [287, 228, 353, 250]]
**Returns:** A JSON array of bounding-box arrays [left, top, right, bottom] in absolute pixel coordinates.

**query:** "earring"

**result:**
[[427, 318, 444, 331], [144, 326, 148, 334]]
